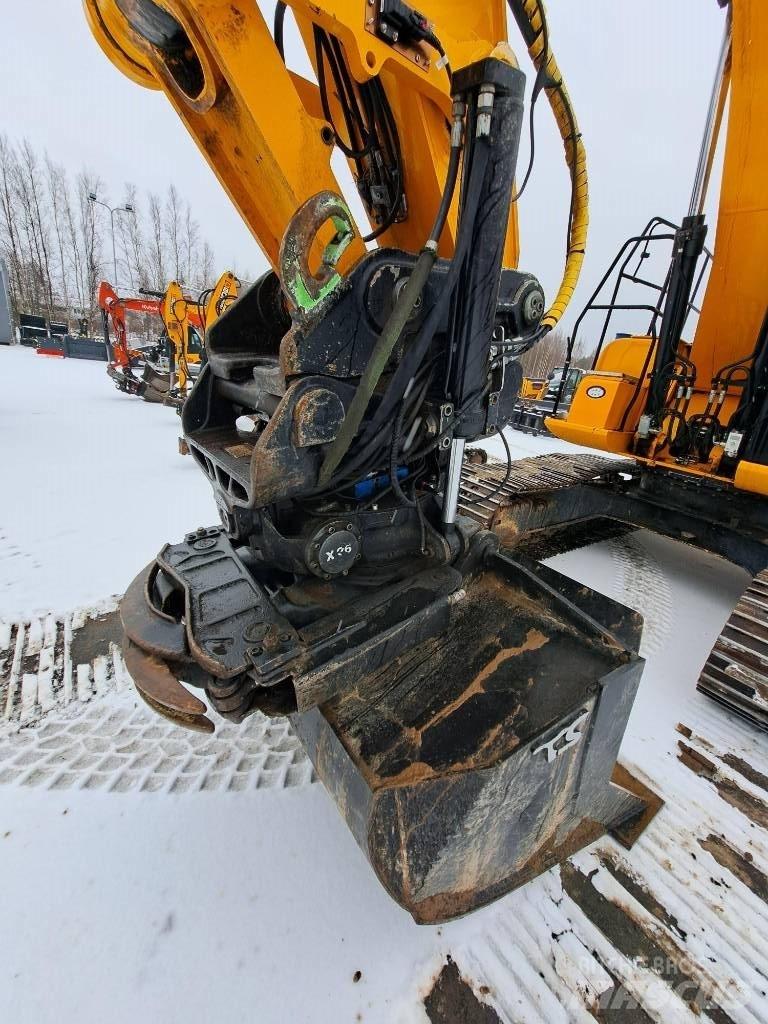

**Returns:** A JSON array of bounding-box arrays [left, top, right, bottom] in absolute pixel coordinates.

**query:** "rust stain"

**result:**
[[473, 628, 549, 688], [382, 760, 439, 788], [425, 628, 549, 733]]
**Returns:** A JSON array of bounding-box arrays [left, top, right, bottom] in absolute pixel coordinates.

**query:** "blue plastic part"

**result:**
[[353, 468, 409, 500]]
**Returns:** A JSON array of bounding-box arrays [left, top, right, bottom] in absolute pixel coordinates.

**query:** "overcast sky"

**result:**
[[1, 1, 727, 332]]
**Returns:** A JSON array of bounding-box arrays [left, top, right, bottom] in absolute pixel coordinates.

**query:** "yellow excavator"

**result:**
[[83, 0, 763, 922], [541, 1, 768, 727], [142, 271, 240, 405]]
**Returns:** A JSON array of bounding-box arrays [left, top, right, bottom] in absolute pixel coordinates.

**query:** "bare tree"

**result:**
[[165, 184, 183, 281], [0, 135, 24, 322], [518, 329, 569, 380], [76, 170, 104, 328], [17, 139, 55, 319], [0, 135, 220, 332], [147, 191, 167, 291], [116, 183, 148, 292], [45, 157, 71, 312], [182, 201, 200, 287], [200, 240, 215, 288]]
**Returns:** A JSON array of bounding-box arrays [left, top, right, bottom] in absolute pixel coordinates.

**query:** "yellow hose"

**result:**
[[513, 0, 589, 332]]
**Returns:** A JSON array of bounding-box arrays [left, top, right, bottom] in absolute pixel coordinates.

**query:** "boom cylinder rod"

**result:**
[[689, 6, 732, 218], [442, 439, 466, 525]]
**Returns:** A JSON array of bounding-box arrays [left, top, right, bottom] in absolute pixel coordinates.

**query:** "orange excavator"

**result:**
[[97, 280, 164, 397]]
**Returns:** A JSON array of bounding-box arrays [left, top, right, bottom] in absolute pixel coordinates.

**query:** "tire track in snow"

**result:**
[[0, 605, 314, 793], [608, 533, 674, 657]]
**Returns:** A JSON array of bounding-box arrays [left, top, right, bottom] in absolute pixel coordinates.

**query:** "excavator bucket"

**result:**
[[292, 552, 655, 922], [120, 473, 660, 923], [139, 362, 172, 404]]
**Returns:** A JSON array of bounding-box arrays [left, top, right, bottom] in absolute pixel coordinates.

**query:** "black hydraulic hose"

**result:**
[[317, 249, 436, 486], [358, 142, 490, 445], [427, 142, 462, 245], [331, 158, 489, 490], [361, 80, 406, 242], [389, 403, 416, 506], [314, 28, 372, 159], [317, 139, 464, 487], [329, 358, 436, 489], [481, 426, 514, 503], [274, 2, 286, 62]]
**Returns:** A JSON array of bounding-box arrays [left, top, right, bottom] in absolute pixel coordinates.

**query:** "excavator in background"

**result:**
[[138, 279, 206, 405], [82, 0, 761, 921], [512, 363, 585, 434], [97, 280, 164, 395], [99, 272, 238, 405], [519, 375, 547, 402], [146, 271, 240, 410]]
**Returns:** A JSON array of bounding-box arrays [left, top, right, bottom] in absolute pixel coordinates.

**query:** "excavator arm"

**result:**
[[97, 280, 163, 395]]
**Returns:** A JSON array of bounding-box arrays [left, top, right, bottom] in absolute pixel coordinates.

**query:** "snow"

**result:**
[[1, 344, 767, 1023], [0, 346, 213, 620]]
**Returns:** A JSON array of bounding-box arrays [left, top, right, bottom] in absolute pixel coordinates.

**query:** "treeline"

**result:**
[[517, 330, 596, 380], [0, 134, 216, 334]]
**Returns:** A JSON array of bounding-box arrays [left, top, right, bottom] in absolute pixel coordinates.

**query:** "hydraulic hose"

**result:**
[[317, 117, 464, 487], [507, 0, 589, 333]]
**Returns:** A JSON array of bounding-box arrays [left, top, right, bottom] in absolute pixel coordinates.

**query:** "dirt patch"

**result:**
[[597, 850, 687, 940], [424, 959, 501, 1024], [561, 862, 738, 1024], [677, 740, 768, 829], [699, 833, 768, 903], [69, 610, 122, 667]]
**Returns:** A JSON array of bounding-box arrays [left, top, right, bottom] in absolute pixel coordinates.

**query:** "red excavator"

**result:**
[[97, 281, 164, 397]]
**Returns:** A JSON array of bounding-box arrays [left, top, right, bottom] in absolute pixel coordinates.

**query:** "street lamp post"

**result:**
[[88, 194, 135, 287]]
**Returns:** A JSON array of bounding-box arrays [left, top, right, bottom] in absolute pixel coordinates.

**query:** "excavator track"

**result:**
[[462, 454, 768, 731], [459, 451, 629, 526], [697, 570, 768, 732]]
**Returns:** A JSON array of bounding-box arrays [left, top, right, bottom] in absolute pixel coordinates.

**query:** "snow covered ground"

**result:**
[[0, 346, 213, 620], [1, 344, 767, 1024]]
